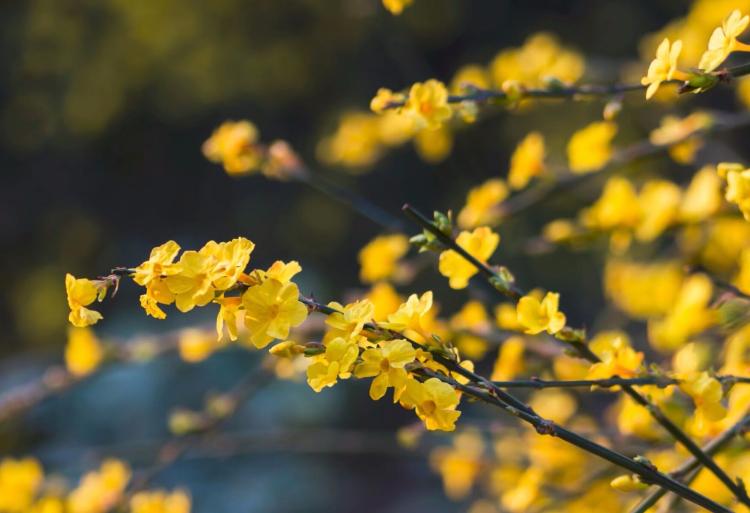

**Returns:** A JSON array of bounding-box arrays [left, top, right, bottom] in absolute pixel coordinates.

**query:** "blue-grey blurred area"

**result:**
[[0, 1, 737, 512]]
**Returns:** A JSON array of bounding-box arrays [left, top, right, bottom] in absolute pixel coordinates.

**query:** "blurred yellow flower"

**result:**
[[491, 336, 525, 381], [438, 227, 499, 289], [358, 234, 409, 283], [202, 120, 263, 175], [567, 121, 617, 174], [430, 429, 484, 499], [457, 179, 508, 229], [130, 490, 191, 513], [67, 459, 130, 513], [699, 9, 750, 71], [370, 88, 405, 114], [65, 327, 103, 377], [508, 132, 545, 190], [365, 282, 402, 321], [382, 0, 413, 15], [724, 164, 750, 220], [178, 328, 221, 363], [648, 273, 715, 352], [0, 457, 44, 513]]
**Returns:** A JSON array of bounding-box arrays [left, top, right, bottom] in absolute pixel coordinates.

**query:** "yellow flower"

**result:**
[[178, 328, 221, 363], [450, 300, 490, 333], [438, 227, 499, 289], [242, 279, 308, 349], [679, 371, 727, 426], [586, 336, 643, 380], [567, 121, 617, 174], [164, 249, 215, 313], [700, 9, 750, 71], [355, 339, 415, 400], [403, 377, 461, 431], [403, 80, 453, 131], [491, 336, 525, 381], [247, 260, 302, 286], [457, 179, 508, 229], [370, 88, 405, 114], [208, 237, 255, 291], [65, 327, 103, 377], [635, 179, 682, 242], [325, 299, 375, 339], [132, 240, 181, 286], [648, 273, 715, 352], [65, 273, 104, 327], [317, 112, 383, 169], [139, 280, 174, 319], [358, 234, 409, 283], [382, 0, 413, 15], [413, 125, 453, 163], [579, 177, 640, 231], [0, 457, 44, 513], [130, 490, 191, 513], [724, 165, 750, 220], [202, 120, 263, 175], [610, 475, 648, 492], [67, 459, 130, 513], [489, 33, 585, 89], [450, 64, 490, 93], [604, 260, 683, 318], [680, 166, 723, 223], [430, 429, 484, 500], [494, 302, 523, 331], [306, 336, 359, 392], [384, 291, 434, 342], [365, 282, 402, 321], [516, 292, 566, 335], [508, 132, 546, 190], [215, 296, 242, 342], [641, 38, 684, 99]]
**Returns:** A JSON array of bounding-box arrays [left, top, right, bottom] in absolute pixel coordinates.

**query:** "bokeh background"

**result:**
[[1, 1, 749, 512]]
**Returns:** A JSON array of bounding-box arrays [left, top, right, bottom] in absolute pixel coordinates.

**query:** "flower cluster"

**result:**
[[0, 456, 190, 513]]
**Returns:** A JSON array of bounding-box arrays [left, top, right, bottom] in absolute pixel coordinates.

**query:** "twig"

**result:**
[[631, 413, 750, 513], [491, 375, 750, 389], [402, 203, 750, 507]]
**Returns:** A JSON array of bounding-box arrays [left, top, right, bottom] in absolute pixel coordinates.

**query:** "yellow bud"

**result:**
[[610, 474, 648, 492]]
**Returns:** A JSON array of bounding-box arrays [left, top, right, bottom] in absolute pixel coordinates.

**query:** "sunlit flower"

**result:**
[[641, 38, 685, 99]]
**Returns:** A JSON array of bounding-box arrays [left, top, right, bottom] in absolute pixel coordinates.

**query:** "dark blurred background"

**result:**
[[0, 1, 744, 512]]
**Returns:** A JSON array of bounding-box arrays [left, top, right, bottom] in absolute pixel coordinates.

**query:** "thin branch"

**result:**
[[414, 367, 732, 513], [299, 296, 728, 512], [491, 375, 750, 389], [498, 111, 750, 221], [631, 412, 750, 513], [386, 62, 750, 108], [401, 203, 750, 507]]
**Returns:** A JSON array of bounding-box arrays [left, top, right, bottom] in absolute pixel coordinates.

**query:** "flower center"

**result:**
[[421, 399, 437, 415], [380, 358, 391, 372]]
